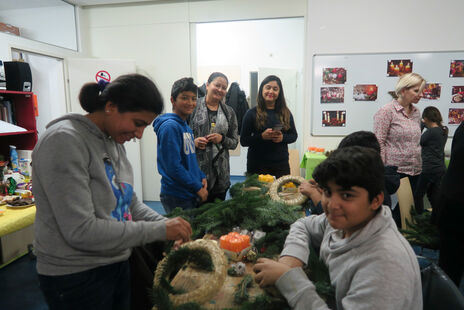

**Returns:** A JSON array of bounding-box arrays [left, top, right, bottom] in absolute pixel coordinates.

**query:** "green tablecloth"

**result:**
[[300, 152, 327, 180]]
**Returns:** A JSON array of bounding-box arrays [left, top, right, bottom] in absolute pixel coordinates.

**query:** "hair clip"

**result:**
[[97, 79, 109, 92]]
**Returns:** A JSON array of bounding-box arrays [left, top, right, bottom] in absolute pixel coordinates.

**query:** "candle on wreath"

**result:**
[[219, 232, 250, 253]]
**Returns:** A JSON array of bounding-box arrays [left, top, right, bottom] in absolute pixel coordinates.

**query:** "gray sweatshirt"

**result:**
[[32, 114, 167, 276], [277, 206, 422, 310]]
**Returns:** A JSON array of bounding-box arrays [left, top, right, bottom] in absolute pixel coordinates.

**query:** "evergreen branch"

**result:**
[[234, 274, 253, 304]]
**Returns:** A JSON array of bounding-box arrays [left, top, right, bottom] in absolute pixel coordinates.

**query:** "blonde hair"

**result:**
[[395, 73, 426, 97]]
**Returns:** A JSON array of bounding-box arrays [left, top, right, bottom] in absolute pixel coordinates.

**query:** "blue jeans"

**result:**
[[160, 193, 199, 214], [38, 260, 130, 310]]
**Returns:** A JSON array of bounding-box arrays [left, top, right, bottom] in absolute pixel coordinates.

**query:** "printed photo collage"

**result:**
[[320, 59, 464, 127]]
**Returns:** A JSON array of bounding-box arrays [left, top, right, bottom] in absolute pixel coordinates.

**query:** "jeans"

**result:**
[[414, 171, 444, 214], [160, 193, 199, 214], [38, 260, 130, 310]]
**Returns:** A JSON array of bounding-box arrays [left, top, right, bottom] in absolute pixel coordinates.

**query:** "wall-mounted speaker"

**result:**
[[4, 61, 32, 92]]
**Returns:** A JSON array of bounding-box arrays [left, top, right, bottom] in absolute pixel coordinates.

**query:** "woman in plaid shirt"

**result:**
[[374, 73, 426, 196]]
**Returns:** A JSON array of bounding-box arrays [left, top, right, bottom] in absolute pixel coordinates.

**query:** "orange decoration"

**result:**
[[219, 232, 250, 253]]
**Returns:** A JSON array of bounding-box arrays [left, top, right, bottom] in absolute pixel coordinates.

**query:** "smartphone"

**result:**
[[272, 124, 283, 131]]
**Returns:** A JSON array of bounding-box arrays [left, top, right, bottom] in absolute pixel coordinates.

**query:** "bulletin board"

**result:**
[[311, 51, 464, 137]]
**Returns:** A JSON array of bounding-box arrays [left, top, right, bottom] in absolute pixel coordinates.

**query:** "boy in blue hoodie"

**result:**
[[153, 78, 208, 213]]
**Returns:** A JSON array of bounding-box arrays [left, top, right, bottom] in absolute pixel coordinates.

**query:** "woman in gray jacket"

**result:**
[[32, 74, 191, 310], [189, 72, 238, 202]]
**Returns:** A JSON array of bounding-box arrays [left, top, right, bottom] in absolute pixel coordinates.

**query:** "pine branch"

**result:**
[[234, 274, 253, 304]]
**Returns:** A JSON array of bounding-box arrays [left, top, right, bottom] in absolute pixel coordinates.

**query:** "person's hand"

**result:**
[[253, 258, 291, 288], [165, 217, 192, 243], [197, 186, 208, 202], [206, 133, 223, 144], [173, 239, 184, 250], [279, 255, 304, 268], [195, 137, 208, 150], [261, 128, 274, 140], [271, 130, 283, 143], [299, 179, 322, 205], [202, 178, 208, 189]]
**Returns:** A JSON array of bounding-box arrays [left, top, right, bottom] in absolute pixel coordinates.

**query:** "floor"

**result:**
[[1, 175, 463, 310]]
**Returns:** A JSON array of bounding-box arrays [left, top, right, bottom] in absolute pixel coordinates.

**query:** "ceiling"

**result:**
[[0, 0, 69, 10], [0, 0, 195, 10], [64, 0, 168, 6]]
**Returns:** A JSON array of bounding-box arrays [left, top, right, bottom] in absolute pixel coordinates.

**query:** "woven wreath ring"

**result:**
[[269, 175, 308, 206], [153, 239, 227, 307]]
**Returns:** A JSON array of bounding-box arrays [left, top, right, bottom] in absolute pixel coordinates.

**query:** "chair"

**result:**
[[397, 177, 414, 229], [421, 263, 464, 310]]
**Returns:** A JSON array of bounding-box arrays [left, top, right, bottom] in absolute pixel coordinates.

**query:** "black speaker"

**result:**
[[4, 61, 32, 92]]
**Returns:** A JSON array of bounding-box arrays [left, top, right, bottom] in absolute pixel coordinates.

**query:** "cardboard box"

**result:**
[[0, 22, 20, 36]]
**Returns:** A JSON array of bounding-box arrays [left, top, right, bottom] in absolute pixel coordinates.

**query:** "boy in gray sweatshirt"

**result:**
[[253, 146, 422, 310]]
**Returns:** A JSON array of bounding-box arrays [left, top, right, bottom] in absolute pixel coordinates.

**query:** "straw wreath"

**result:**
[[269, 175, 308, 206], [153, 239, 227, 307]]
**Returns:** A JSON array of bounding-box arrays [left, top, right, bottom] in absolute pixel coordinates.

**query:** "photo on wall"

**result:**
[[353, 84, 378, 101], [322, 68, 347, 84], [322, 110, 346, 127], [448, 108, 464, 125], [387, 59, 412, 76], [321, 87, 344, 103], [422, 83, 441, 100], [450, 60, 464, 77], [451, 86, 464, 103]]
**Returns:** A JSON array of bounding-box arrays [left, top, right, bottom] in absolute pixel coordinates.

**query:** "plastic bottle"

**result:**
[[9, 145, 19, 172]]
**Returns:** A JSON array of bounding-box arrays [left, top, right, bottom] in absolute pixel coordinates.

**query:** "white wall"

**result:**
[[0, 5, 77, 50], [195, 18, 305, 175], [80, 0, 307, 200], [305, 0, 464, 153]]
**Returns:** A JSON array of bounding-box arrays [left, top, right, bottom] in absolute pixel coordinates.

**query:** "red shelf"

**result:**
[[0, 91, 37, 155], [0, 130, 35, 136], [0, 90, 33, 96]]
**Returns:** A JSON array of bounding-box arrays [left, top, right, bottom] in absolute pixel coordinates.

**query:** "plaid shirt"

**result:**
[[374, 100, 422, 176]]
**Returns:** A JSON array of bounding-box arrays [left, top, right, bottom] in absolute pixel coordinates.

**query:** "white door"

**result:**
[[66, 58, 145, 200]]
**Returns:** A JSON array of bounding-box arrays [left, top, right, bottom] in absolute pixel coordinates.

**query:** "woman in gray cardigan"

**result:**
[[189, 72, 238, 202]]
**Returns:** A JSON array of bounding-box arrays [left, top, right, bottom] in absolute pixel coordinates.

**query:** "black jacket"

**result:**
[[225, 82, 249, 131]]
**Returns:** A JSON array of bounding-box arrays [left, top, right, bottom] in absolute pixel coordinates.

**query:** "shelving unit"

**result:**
[[0, 90, 37, 157]]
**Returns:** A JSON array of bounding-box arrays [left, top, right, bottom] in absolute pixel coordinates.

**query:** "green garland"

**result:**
[[234, 274, 253, 304], [158, 175, 334, 309], [400, 208, 439, 249], [168, 175, 301, 243]]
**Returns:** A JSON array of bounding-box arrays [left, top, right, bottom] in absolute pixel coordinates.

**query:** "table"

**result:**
[[0, 205, 36, 238], [0, 205, 36, 266], [300, 152, 327, 180]]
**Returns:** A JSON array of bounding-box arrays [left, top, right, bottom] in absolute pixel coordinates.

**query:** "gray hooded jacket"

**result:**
[[32, 114, 166, 276], [277, 206, 422, 310]]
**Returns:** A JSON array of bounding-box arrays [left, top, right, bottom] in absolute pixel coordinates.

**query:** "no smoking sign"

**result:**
[[95, 70, 111, 83]]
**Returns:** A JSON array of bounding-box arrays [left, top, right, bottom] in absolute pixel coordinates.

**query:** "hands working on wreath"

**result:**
[[253, 256, 304, 288], [166, 217, 192, 249], [299, 179, 323, 207]]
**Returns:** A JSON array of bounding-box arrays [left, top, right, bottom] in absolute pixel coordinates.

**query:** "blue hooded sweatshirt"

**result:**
[[153, 113, 205, 200]]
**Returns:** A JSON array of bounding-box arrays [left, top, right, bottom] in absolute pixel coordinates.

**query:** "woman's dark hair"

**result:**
[[313, 146, 384, 202], [338, 131, 381, 154], [422, 106, 449, 137], [78, 73, 164, 114], [171, 77, 197, 100], [256, 75, 291, 130], [207, 72, 228, 85]]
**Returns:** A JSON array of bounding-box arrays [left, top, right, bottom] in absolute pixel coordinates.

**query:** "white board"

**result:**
[[311, 51, 464, 137]]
